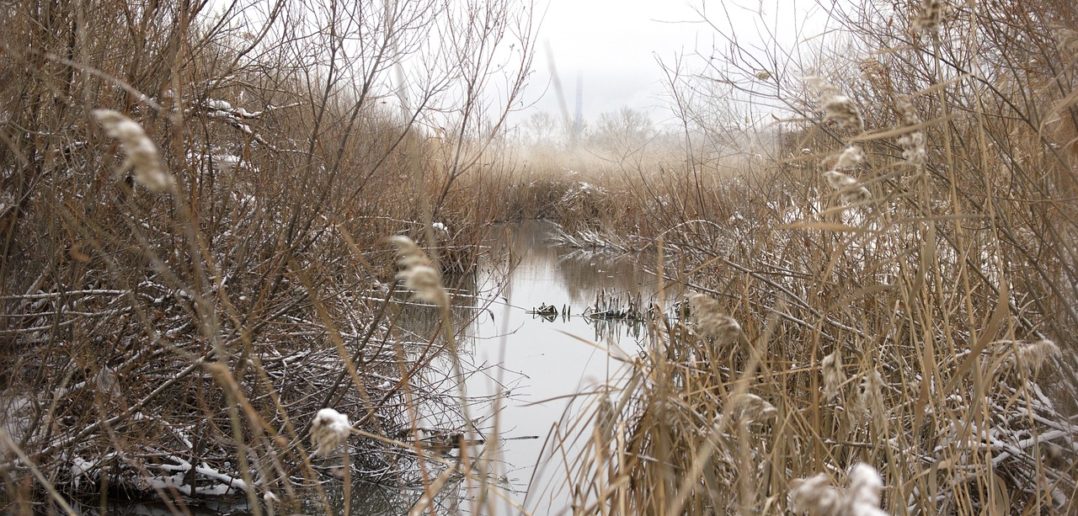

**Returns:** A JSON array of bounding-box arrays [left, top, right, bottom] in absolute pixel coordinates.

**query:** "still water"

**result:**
[[462, 221, 654, 514]]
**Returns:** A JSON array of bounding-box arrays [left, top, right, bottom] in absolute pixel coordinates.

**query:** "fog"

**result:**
[[517, 0, 830, 128]]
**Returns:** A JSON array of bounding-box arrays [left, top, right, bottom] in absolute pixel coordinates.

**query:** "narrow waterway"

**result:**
[[463, 221, 654, 514]]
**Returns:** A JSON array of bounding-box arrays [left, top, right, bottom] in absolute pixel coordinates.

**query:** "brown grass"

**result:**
[[1, 0, 1076, 514], [0, 0, 533, 512], [531, 1, 1078, 514]]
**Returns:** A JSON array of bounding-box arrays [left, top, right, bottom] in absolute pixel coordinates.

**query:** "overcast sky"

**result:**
[[514, 0, 827, 128]]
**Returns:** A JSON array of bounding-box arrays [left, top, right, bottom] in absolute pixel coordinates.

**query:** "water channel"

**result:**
[[461, 221, 655, 514]]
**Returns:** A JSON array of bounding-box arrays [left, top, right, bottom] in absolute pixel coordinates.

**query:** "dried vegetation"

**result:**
[[535, 1, 1078, 514], [1, 0, 1076, 515]]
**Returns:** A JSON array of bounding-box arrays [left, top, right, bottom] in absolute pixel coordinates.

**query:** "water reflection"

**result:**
[[463, 221, 655, 514], [483, 222, 655, 308], [370, 221, 656, 514]]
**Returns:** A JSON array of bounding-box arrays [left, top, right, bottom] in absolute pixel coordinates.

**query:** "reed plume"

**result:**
[[788, 463, 886, 516], [689, 293, 742, 344], [92, 109, 176, 193], [821, 350, 845, 401], [310, 408, 351, 458], [388, 236, 449, 308], [806, 77, 863, 132]]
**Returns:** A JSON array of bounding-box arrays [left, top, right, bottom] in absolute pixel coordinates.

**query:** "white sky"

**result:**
[[515, 0, 828, 128]]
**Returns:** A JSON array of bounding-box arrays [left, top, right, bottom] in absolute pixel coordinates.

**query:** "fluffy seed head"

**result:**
[[789, 473, 841, 514], [986, 339, 1061, 374], [689, 293, 741, 343], [310, 408, 351, 457], [895, 96, 927, 166], [898, 132, 927, 166], [823, 171, 871, 205], [847, 463, 884, 513], [806, 77, 863, 131], [853, 368, 886, 420], [824, 170, 858, 190], [913, 0, 945, 35], [788, 463, 886, 515], [842, 186, 872, 204], [92, 109, 175, 193], [824, 95, 863, 131], [833, 145, 865, 171], [730, 392, 778, 423], [822, 350, 846, 401], [823, 146, 871, 205], [389, 236, 449, 308]]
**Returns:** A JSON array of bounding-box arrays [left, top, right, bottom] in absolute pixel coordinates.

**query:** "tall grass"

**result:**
[[2, 0, 1075, 514], [0, 0, 534, 512], [525, 1, 1078, 514]]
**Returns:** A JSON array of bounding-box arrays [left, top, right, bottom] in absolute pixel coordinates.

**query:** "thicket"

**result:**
[[0, 0, 533, 512], [2, 0, 1076, 514]]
